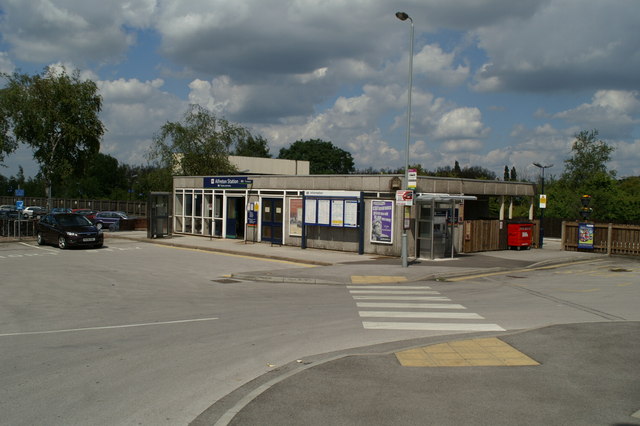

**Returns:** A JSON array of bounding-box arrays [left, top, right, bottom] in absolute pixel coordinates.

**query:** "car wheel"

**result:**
[[95, 222, 103, 230], [94, 242, 103, 249], [37, 232, 45, 246], [109, 223, 117, 232], [58, 236, 67, 249]]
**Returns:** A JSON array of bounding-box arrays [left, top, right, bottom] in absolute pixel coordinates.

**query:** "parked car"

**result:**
[[22, 206, 47, 219], [71, 208, 98, 221], [93, 211, 129, 230], [51, 207, 72, 214], [36, 213, 103, 249]]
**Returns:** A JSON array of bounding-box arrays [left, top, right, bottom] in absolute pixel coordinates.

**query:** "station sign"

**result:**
[[204, 176, 253, 188]]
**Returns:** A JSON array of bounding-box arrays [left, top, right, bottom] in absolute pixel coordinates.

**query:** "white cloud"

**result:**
[[0, 52, 15, 74], [433, 107, 490, 140], [553, 90, 640, 138], [472, 0, 640, 92]]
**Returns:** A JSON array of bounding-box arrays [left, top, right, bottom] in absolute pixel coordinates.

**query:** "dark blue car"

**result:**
[[36, 213, 104, 249]]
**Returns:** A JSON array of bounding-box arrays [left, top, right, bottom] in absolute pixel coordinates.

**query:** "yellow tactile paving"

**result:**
[[395, 337, 540, 367], [351, 276, 408, 284]]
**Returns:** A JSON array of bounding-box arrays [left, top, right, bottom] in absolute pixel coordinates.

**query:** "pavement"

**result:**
[[96, 231, 640, 426]]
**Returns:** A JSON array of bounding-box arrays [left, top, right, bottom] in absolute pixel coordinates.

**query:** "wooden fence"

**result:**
[[462, 220, 540, 253], [562, 222, 640, 256]]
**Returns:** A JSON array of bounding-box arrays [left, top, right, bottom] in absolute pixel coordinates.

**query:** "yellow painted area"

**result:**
[[395, 337, 540, 367], [154, 244, 318, 267], [351, 276, 408, 284]]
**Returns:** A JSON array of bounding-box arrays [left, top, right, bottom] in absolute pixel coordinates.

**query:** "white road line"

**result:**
[[358, 311, 484, 319], [356, 302, 466, 309], [362, 322, 505, 331], [347, 286, 431, 290], [352, 296, 450, 301], [0, 317, 219, 338], [349, 290, 440, 295]]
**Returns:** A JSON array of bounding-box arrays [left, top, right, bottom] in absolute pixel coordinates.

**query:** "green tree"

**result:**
[[510, 166, 517, 181], [0, 67, 104, 207], [278, 139, 354, 174], [233, 134, 271, 158], [149, 105, 240, 176], [562, 129, 615, 185], [503, 166, 510, 181]]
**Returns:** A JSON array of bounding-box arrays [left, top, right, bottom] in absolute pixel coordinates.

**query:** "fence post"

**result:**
[[560, 221, 566, 251], [607, 223, 613, 256]]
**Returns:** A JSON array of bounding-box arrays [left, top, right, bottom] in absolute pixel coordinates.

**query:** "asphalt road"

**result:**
[[1, 238, 638, 425]]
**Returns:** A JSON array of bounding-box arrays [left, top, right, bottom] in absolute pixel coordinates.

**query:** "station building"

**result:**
[[171, 157, 536, 260]]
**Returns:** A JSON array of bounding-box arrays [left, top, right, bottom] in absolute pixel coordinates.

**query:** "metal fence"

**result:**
[[0, 196, 147, 217], [0, 218, 38, 239]]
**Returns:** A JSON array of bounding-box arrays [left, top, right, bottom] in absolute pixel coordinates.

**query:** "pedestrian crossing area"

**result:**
[[347, 285, 505, 332]]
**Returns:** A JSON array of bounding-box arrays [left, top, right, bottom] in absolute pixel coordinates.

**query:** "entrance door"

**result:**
[[261, 198, 283, 244], [225, 197, 245, 239]]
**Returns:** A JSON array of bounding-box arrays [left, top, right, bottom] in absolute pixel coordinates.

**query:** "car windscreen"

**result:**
[[55, 214, 93, 227]]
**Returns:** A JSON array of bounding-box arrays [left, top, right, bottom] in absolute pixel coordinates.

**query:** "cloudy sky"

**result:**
[[1, 0, 639, 180]]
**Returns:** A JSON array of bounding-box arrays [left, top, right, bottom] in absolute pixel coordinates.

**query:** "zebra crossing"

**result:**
[[348, 285, 505, 332]]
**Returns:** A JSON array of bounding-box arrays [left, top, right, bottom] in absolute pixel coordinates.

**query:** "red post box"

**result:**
[[507, 223, 533, 249]]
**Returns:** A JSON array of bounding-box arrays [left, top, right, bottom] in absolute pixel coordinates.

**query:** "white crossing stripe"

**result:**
[[362, 322, 505, 331], [349, 285, 504, 332], [359, 311, 484, 319], [349, 290, 440, 295], [347, 285, 431, 290], [356, 302, 466, 309], [353, 295, 451, 301]]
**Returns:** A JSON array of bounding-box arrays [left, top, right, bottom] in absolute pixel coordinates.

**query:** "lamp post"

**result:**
[[533, 162, 553, 248], [396, 11, 413, 268]]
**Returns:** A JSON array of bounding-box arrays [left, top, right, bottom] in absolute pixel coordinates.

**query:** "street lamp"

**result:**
[[533, 162, 553, 248], [396, 11, 414, 268]]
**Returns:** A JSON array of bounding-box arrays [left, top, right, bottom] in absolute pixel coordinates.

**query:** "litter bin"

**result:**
[[507, 223, 533, 249]]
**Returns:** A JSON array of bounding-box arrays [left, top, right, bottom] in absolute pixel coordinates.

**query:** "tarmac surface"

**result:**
[[94, 231, 640, 426]]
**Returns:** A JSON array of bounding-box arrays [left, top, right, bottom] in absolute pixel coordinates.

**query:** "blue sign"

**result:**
[[204, 176, 253, 188], [15, 188, 24, 197], [578, 223, 594, 249], [16, 200, 24, 211]]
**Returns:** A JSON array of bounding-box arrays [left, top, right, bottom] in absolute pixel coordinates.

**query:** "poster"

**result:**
[[305, 199, 317, 224], [289, 199, 303, 236], [317, 199, 330, 225], [344, 200, 358, 227], [370, 200, 393, 244], [578, 222, 594, 249], [331, 200, 344, 227]]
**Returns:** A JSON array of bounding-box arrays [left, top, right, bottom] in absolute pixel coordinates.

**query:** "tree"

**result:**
[[149, 105, 241, 176], [562, 129, 615, 186], [233, 134, 271, 158], [0, 67, 104, 207], [503, 166, 510, 181], [510, 167, 517, 181], [278, 139, 354, 174]]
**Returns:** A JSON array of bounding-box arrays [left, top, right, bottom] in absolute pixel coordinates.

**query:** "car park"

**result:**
[[22, 206, 47, 219], [36, 213, 103, 249], [51, 207, 72, 214], [71, 208, 98, 221], [93, 211, 129, 230]]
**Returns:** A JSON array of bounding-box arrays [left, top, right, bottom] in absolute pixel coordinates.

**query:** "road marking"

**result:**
[[0, 317, 219, 338], [353, 295, 450, 301], [359, 311, 483, 319], [351, 276, 408, 283], [443, 259, 605, 282], [364, 322, 505, 331], [349, 290, 440, 295], [347, 285, 432, 290], [356, 302, 466, 309], [396, 337, 538, 367]]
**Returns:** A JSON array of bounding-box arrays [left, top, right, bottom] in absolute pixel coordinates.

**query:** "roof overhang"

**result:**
[[415, 193, 478, 203]]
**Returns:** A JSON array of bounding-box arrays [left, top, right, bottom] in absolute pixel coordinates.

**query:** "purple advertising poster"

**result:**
[[371, 200, 393, 244]]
